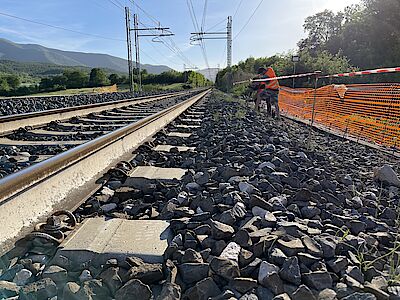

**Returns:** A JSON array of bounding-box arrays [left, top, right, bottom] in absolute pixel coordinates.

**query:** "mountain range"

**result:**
[[0, 38, 171, 74]]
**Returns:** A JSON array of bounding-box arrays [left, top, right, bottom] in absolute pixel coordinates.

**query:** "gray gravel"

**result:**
[[1, 91, 399, 300], [0, 91, 174, 116]]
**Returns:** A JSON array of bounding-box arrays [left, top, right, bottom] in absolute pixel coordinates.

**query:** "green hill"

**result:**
[[0, 38, 172, 74]]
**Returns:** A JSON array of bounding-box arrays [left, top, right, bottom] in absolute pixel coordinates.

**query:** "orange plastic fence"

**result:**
[[279, 84, 400, 149]]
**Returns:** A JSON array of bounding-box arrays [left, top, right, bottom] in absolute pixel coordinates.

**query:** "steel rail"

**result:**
[[0, 90, 197, 134], [0, 89, 210, 254]]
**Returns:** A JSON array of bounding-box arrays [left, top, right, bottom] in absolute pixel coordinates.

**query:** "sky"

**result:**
[[0, 0, 360, 71]]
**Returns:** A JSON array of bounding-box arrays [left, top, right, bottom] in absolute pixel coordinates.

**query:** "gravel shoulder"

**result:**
[[0, 90, 399, 300]]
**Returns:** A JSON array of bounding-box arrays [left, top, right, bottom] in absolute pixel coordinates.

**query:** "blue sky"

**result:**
[[0, 0, 360, 71]]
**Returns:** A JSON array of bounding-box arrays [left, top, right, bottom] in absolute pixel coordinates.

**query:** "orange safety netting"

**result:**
[[279, 84, 400, 149]]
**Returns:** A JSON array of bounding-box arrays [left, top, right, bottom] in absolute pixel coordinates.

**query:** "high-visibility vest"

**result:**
[[264, 67, 279, 90], [258, 68, 280, 92]]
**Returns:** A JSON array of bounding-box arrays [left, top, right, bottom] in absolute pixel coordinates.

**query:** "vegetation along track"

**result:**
[[0, 90, 399, 299], [0, 90, 203, 179]]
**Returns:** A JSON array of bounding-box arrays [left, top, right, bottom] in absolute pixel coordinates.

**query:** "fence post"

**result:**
[[343, 118, 350, 139], [357, 127, 364, 144], [307, 71, 322, 149]]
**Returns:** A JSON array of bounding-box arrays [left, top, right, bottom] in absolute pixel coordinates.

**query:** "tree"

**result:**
[[0, 77, 10, 94], [6, 75, 21, 90], [215, 50, 353, 90], [39, 77, 53, 90], [299, 10, 344, 54], [109, 73, 123, 85], [64, 70, 89, 89], [88, 68, 109, 87], [299, 0, 400, 71]]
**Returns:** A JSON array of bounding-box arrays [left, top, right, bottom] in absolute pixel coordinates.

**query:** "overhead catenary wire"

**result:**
[[201, 0, 208, 30], [129, 0, 198, 69], [138, 20, 197, 69], [233, 0, 244, 18], [112, 0, 125, 9], [89, 0, 120, 14], [186, 0, 212, 78], [187, 0, 201, 33], [143, 38, 181, 67], [129, 0, 160, 25], [0, 11, 125, 42], [205, 18, 226, 32], [219, 47, 227, 68], [200, 0, 212, 79], [233, 0, 264, 40], [211, 0, 246, 70], [104, 0, 125, 10], [139, 21, 183, 66], [140, 50, 158, 64]]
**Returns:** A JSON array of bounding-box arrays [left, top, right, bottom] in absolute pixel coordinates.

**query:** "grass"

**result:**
[[212, 112, 221, 122], [214, 90, 247, 121], [335, 213, 400, 284], [3, 82, 191, 98], [31, 86, 110, 96], [118, 83, 190, 93]]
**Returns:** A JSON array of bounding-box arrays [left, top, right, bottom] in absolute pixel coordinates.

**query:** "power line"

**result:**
[[129, 0, 159, 25], [0, 11, 125, 42], [138, 21, 196, 69], [233, 0, 264, 40], [219, 46, 227, 67], [143, 38, 181, 66], [186, 0, 201, 33], [138, 21, 181, 66], [128, 0, 198, 69], [104, 0, 124, 10], [186, 0, 211, 74], [233, 0, 244, 18], [206, 18, 226, 32], [140, 46, 158, 64], [200, 0, 211, 79], [201, 0, 208, 30], [89, 0, 119, 14], [113, 0, 125, 8]]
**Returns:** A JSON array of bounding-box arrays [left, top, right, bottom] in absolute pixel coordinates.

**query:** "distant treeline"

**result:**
[[0, 66, 211, 96], [216, 0, 400, 91]]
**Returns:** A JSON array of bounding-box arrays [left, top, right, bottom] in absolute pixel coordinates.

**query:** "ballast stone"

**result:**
[[373, 164, 400, 187]]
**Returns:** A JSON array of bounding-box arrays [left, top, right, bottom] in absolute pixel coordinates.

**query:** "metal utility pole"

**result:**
[[125, 7, 134, 93], [133, 14, 141, 91], [226, 16, 233, 91], [126, 9, 174, 92], [190, 16, 232, 69], [227, 16, 232, 68], [190, 16, 232, 90]]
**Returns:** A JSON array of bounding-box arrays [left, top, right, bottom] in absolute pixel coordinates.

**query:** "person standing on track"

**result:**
[[254, 67, 280, 118]]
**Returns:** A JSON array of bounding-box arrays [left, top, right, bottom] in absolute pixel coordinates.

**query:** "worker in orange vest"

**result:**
[[254, 67, 280, 118]]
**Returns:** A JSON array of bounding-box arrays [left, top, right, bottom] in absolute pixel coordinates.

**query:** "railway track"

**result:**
[[0, 89, 209, 254], [0, 90, 398, 299], [0, 90, 202, 179]]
